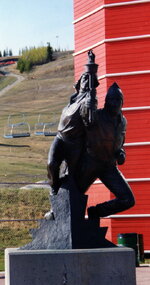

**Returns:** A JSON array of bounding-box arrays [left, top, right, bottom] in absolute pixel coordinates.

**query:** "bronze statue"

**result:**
[[21, 51, 135, 250], [47, 50, 135, 218]]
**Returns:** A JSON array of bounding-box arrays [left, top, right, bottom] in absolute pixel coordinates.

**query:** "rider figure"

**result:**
[[47, 58, 99, 194]]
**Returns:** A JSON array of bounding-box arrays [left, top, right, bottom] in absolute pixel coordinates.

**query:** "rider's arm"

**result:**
[[80, 89, 98, 126]]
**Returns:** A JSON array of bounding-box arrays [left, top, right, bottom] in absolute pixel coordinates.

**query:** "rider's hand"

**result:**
[[116, 149, 126, 165]]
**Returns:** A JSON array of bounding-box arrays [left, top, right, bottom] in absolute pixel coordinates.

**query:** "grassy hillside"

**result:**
[[0, 51, 74, 183], [0, 51, 74, 270]]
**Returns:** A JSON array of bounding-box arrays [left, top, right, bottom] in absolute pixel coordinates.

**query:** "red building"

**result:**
[[73, 0, 150, 252]]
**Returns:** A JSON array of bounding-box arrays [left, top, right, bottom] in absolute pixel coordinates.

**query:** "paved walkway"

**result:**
[[1, 266, 150, 284], [0, 66, 24, 97], [0, 273, 4, 285], [136, 265, 150, 284]]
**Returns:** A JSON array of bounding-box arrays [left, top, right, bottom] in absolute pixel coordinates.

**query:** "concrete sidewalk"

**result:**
[[136, 265, 150, 284], [0, 273, 4, 285], [0, 266, 150, 285]]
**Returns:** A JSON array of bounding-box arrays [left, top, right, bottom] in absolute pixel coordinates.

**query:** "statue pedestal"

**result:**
[[5, 247, 136, 285], [20, 179, 114, 250]]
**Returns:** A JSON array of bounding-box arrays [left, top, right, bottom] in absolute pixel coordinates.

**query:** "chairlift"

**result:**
[[4, 114, 31, 139], [43, 122, 57, 136], [34, 114, 57, 136]]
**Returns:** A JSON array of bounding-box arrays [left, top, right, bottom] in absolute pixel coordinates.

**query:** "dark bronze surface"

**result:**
[[47, 50, 135, 219]]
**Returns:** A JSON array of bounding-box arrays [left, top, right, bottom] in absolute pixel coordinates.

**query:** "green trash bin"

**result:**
[[117, 233, 139, 266]]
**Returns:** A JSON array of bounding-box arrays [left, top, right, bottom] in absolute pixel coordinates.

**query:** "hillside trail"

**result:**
[[0, 66, 25, 97]]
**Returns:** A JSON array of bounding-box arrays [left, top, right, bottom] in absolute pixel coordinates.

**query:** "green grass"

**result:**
[[0, 222, 39, 271], [0, 252, 4, 271], [0, 187, 50, 271], [0, 76, 17, 91], [0, 188, 50, 219]]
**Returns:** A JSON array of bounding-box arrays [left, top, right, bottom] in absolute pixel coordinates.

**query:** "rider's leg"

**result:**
[[88, 164, 135, 218], [47, 136, 64, 194]]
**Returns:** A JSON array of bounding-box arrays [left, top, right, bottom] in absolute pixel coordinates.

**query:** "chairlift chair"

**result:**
[[43, 122, 57, 136], [34, 114, 57, 136], [4, 114, 31, 139]]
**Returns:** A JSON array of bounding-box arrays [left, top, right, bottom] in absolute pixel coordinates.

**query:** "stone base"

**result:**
[[21, 186, 115, 250], [5, 247, 136, 285]]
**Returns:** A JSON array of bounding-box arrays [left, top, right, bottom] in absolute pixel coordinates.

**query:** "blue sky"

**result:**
[[0, 0, 74, 55]]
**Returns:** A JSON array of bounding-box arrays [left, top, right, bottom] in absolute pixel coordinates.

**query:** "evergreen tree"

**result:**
[[3, 50, 6, 57], [0, 51, 2, 57], [9, 49, 13, 56], [46, 42, 53, 62]]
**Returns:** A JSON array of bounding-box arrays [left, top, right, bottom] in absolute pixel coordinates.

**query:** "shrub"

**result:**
[[17, 58, 26, 73], [17, 45, 53, 73]]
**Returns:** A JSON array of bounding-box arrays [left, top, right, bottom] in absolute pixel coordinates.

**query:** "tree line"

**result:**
[[0, 43, 71, 73], [0, 49, 13, 57]]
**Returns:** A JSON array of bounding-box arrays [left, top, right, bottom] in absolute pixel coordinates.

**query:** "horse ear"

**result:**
[[112, 82, 120, 89]]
